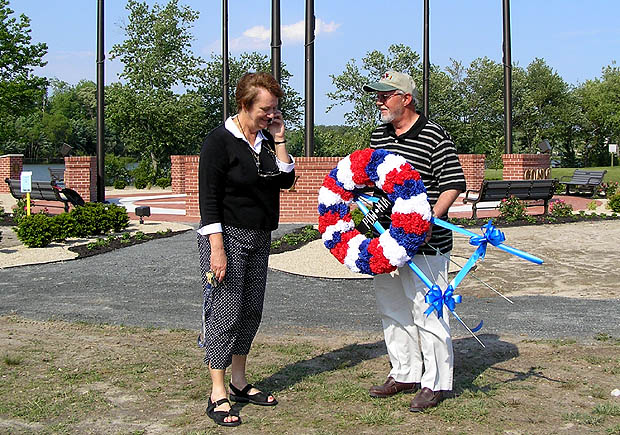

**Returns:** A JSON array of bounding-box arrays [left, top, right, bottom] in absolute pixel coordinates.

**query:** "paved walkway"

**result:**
[[1, 222, 619, 341]]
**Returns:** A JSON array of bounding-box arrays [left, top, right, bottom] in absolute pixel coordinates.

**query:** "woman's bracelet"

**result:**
[[274, 140, 286, 145]]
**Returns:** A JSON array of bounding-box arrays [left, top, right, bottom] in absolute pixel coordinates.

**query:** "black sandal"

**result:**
[[229, 383, 278, 406], [206, 397, 242, 427]]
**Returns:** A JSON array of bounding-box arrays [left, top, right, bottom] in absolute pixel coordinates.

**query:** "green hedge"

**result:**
[[16, 203, 130, 248]]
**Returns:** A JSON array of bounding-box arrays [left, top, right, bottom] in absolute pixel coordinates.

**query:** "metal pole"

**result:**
[[304, 0, 315, 157], [502, 0, 513, 154], [423, 0, 430, 117], [96, 0, 105, 202], [271, 0, 281, 85], [222, 0, 229, 120]]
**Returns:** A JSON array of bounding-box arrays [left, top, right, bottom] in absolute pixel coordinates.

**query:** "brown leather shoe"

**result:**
[[409, 387, 443, 411], [369, 377, 420, 398]]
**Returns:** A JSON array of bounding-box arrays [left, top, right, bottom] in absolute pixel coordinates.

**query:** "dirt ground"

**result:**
[[0, 316, 618, 434]]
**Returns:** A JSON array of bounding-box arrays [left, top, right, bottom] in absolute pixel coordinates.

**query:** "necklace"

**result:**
[[235, 116, 253, 145]]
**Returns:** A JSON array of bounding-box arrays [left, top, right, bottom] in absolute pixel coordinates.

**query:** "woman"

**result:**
[[197, 72, 295, 427]]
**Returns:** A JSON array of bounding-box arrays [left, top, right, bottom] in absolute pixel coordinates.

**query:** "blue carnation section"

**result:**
[[388, 179, 426, 201], [323, 230, 342, 250], [389, 226, 426, 257], [318, 202, 349, 218], [355, 239, 374, 275], [365, 149, 390, 183]]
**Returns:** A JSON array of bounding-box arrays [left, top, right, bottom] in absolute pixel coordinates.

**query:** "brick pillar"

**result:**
[[184, 156, 200, 219], [458, 154, 485, 191], [279, 157, 341, 224], [171, 155, 186, 194], [64, 156, 97, 202], [502, 154, 551, 180], [0, 154, 24, 193]]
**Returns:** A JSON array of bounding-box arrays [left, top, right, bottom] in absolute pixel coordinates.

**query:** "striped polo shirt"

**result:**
[[370, 112, 466, 254]]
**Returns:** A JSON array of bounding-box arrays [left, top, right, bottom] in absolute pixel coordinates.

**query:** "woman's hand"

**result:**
[[268, 109, 285, 141], [209, 233, 227, 283]]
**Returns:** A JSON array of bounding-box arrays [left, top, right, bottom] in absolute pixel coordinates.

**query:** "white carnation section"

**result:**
[[335, 156, 356, 190], [393, 193, 432, 220], [343, 233, 366, 272], [375, 154, 407, 189], [321, 219, 355, 245], [335, 155, 370, 190], [318, 186, 345, 208], [378, 231, 410, 267]]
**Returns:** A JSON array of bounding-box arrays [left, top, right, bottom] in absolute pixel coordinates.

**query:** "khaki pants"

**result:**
[[373, 252, 453, 391]]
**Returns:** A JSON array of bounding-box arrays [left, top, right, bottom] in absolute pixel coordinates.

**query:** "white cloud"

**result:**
[[226, 18, 341, 52]]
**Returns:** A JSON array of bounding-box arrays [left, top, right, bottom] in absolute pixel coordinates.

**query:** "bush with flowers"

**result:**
[[497, 196, 527, 221], [550, 199, 574, 217], [596, 181, 619, 198]]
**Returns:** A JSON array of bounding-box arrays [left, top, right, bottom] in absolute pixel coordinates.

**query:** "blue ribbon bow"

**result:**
[[469, 220, 506, 260]]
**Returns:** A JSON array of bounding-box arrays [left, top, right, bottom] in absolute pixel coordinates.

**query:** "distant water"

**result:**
[[22, 163, 64, 181]]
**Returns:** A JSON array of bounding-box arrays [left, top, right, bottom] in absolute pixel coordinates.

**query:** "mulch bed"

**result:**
[[68, 229, 190, 258]]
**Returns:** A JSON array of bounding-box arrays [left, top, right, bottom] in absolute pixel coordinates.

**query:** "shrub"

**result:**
[[113, 179, 127, 189], [550, 199, 574, 217], [608, 192, 620, 213], [105, 203, 130, 232], [105, 154, 132, 186], [12, 199, 28, 224], [131, 159, 152, 189], [16, 213, 55, 248], [497, 196, 526, 221], [155, 176, 171, 189], [596, 181, 619, 198], [51, 212, 77, 242]]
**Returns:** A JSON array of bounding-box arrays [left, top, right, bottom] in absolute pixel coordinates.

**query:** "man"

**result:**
[[362, 71, 466, 411]]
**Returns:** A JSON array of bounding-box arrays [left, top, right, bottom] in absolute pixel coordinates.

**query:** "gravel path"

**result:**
[[1, 225, 619, 341]]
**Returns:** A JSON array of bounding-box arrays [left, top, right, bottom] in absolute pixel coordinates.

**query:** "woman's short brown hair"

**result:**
[[235, 72, 283, 111]]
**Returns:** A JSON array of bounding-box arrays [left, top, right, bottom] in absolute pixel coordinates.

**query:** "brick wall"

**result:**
[[171, 155, 186, 194], [64, 156, 97, 202], [279, 157, 341, 223], [502, 154, 551, 180], [0, 154, 24, 193], [458, 154, 485, 191], [177, 154, 485, 224]]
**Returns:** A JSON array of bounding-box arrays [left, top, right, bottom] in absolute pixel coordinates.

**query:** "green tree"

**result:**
[[0, 0, 48, 150], [109, 0, 206, 181], [197, 52, 303, 134], [577, 63, 620, 166], [327, 44, 422, 131]]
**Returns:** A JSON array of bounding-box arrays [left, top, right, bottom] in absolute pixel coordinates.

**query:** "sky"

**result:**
[[10, 0, 620, 125]]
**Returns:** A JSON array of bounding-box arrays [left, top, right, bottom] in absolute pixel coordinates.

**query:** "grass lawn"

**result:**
[[485, 166, 620, 183], [1, 316, 619, 434]]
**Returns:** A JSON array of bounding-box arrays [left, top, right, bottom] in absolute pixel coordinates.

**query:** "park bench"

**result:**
[[462, 179, 556, 219], [5, 178, 73, 212], [48, 167, 65, 185], [558, 169, 606, 196]]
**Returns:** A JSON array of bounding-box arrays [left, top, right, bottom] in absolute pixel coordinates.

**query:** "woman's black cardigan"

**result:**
[[199, 124, 296, 231]]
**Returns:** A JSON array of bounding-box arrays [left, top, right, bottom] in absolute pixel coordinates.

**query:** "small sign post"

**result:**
[[609, 143, 618, 167], [20, 171, 32, 216]]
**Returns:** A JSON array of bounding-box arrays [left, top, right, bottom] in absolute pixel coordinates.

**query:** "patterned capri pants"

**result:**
[[197, 225, 271, 370]]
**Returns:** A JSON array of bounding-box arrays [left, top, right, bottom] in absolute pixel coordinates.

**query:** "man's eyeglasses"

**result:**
[[248, 145, 281, 178], [375, 91, 404, 103]]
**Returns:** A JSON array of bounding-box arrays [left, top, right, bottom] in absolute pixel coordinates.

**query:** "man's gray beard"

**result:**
[[380, 112, 395, 123]]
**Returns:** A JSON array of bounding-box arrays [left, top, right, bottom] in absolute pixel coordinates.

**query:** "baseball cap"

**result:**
[[363, 71, 418, 97]]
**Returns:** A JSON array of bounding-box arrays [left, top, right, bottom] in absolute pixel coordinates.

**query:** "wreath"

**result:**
[[317, 148, 432, 276]]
